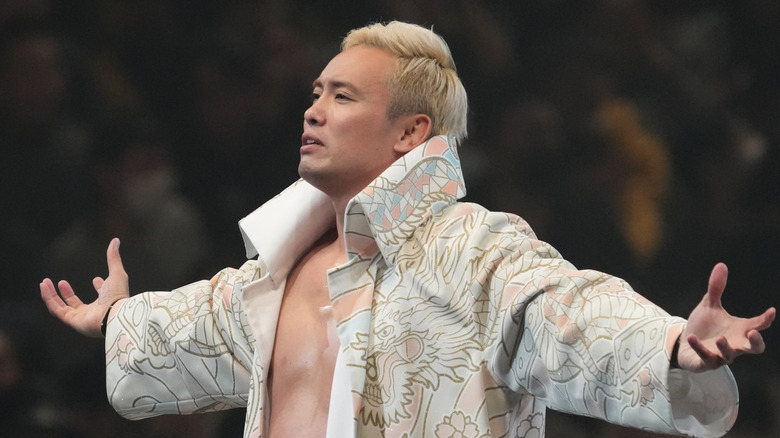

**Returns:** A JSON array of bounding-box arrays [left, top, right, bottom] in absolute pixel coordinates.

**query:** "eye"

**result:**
[[377, 324, 393, 339], [335, 93, 351, 101], [311, 92, 321, 102]]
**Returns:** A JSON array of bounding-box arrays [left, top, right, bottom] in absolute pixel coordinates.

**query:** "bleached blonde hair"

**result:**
[[342, 21, 469, 145]]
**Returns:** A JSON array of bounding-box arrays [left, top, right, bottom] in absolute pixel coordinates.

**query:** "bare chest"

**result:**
[[273, 262, 339, 373], [267, 238, 342, 437]]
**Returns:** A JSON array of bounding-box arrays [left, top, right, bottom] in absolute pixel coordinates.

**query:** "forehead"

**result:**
[[313, 46, 396, 92]]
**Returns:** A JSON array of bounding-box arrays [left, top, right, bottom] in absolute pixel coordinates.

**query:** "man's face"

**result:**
[[299, 46, 408, 199]]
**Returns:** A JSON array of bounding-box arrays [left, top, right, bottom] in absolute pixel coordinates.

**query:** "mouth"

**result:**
[[301, 134, 323, 147]]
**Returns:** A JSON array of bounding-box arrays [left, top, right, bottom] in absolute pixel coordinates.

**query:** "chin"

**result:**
[[299, 168, 329, 191]]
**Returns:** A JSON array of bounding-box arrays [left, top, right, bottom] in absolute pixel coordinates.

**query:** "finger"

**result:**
[[40, 279, 65, 309], [106, 238, 127, 277], [687, 335, 725, 369], [93, 277, 104, 291], [40, 280, 71, 319], [753, 307, 777, 331], [40, 278, 59, 300], [715, 337, 737, 363], [739, 307, 777, 334], [746, 330, 766, 354], [57, 280, 84, 307]]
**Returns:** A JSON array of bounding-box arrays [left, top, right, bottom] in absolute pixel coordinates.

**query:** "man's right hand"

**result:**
[[40, 237, 130, 338]]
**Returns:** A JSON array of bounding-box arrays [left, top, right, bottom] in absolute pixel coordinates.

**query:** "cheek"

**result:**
[[354, 117, 398, 148], [336, 105, 391, 134], [330, 106, 398, 158]]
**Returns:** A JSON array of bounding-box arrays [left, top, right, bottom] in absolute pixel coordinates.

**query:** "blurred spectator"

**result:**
[[595, 97, 670, 265], [0, 20, 96, 302], [45, 115, 208, 296], [176, 8, 312, 270], [40, 115, 213, 437], [0, 325, 84, 437]]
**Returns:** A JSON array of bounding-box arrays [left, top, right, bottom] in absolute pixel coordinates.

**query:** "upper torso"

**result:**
[[104, 137, 739, 437]]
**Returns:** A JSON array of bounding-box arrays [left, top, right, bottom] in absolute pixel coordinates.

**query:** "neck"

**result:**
[[328, 195, 351, 263]]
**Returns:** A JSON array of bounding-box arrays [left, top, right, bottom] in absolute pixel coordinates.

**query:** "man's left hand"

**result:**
[[676, 263, 775, 372]]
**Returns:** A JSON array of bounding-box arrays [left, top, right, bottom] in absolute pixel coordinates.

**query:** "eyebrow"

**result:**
[[312, 78, 360, 95]]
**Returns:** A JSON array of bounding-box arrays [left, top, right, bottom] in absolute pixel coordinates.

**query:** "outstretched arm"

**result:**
[[675, 262, 776, 372], [40, 237, 129, 338]]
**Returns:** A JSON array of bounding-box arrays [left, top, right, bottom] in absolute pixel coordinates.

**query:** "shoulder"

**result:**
[[405, 202, 539, 255], [431, 202, 536, 238]]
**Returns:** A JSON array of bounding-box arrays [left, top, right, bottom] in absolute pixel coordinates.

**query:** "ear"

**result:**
[[394, 114, 432, 154]]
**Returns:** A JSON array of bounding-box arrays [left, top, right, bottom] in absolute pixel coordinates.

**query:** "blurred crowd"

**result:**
[[1, 1, 777, 437]]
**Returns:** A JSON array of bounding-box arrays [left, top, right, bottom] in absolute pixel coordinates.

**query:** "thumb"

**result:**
[[705, 262, 728, 306], [106, 238, 127, 276]]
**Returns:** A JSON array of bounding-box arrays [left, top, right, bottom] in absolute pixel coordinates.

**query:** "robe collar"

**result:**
[[238, 135, 466, 284]]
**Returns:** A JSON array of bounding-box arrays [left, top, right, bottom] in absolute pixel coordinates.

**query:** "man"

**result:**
[[41, 21, 774, 438]]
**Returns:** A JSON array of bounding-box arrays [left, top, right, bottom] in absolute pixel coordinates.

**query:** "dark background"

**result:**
[[1, 1, 777, 437]]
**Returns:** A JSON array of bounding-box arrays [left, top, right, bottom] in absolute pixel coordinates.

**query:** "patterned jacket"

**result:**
[[105, 136, 738, 437]]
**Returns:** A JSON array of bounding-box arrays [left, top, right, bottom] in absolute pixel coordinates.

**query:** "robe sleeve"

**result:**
[[486, 213, 738, 438], [104, 259, 262, 419]]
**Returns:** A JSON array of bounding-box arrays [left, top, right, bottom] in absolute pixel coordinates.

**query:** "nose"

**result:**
[[304, 99, 324, 126]]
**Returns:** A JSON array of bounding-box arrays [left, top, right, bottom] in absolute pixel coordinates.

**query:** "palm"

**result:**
[[676, 263, 775, 372], [40, 238, 129, 338]]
